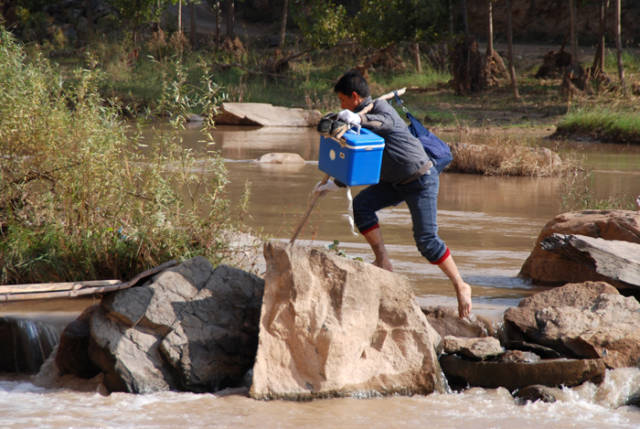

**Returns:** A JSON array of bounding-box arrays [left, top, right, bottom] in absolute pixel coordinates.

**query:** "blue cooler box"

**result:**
[[318, 128, 385, 186]]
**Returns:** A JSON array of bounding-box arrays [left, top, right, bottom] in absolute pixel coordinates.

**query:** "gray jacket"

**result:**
[[356, 97, 429, 184]]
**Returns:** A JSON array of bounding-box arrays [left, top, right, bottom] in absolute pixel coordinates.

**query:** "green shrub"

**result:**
[[0, 27, 234, 284]]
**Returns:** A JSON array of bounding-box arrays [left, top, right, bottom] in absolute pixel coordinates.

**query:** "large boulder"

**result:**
[[250, 242, 445, 400], [504, 281, 640, 368], [88, 257, 264, 393], [519, 210, 640, 285]]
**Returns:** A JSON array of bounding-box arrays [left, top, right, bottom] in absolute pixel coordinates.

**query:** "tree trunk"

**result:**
[[486, 0, 494, 56], [178, 0, 182, 35], [215, 1, 221, 48], [448, 0, 454, 36], [569, 0, 577, 65], [225, 0, 235, 39], [615, 0, 625, 92], [462, 0, 469, 37], [279, 0, 289, 50], [591, 0, 608, 77], [190, 2, 197, 47], [506, 0, 520, 99], [413, 42, 422, 73], [85, 0, 93, 39]]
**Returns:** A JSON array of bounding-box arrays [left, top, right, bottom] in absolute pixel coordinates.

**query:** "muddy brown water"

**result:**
[[1, 125, 639, 428]]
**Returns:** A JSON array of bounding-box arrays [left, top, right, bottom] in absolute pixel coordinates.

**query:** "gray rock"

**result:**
[[55, 305, 100, 379], [88, 258, 264, 393]]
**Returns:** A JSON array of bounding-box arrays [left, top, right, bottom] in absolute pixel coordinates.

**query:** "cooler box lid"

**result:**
[[340, 128, 385, 149]]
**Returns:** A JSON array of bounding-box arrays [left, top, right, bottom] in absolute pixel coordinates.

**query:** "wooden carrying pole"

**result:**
[[289, 173, 330, 245]]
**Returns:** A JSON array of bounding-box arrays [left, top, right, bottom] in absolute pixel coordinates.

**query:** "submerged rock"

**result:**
[[250, 241, 445, 400], [256, 152, 305, 164], [515, 384, 562, 403]]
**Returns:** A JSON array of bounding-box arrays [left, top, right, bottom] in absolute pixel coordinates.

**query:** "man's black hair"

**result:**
[[334, 70, 370, 97]]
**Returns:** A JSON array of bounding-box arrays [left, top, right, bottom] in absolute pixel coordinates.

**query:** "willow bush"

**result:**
[[0, 27, 233, 284]]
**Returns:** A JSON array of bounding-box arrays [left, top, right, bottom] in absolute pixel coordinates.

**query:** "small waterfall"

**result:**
[[0, 317, 60, 374]]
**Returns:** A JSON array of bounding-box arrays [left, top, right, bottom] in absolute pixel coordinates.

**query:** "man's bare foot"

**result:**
[[373, 258, 393, 272], [456, 281, 472, 318]]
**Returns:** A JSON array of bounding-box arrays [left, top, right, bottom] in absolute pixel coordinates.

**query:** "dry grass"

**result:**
[[446, 134, 575, 177]]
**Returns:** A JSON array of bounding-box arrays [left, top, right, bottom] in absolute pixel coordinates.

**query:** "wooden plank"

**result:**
[[0, 260, 179, 302], [0, 280, 120, 294]]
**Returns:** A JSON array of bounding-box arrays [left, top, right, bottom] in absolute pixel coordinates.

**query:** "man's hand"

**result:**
[[337, 109, 361, 129], [314, 179, 340, 196]]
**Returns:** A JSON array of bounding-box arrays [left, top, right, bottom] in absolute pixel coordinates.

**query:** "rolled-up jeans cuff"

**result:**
[[430, 247, 450, 265], [359, 223, 380, 235]]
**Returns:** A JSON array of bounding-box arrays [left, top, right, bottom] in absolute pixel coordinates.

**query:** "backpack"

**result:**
[[394, 92, 453, 173]]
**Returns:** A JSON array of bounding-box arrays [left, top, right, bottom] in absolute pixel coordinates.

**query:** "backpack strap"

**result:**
[[393, 90, 408, 113]]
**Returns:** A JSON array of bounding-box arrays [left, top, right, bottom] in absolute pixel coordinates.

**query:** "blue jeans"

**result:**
[[353, 165, 447, 263]]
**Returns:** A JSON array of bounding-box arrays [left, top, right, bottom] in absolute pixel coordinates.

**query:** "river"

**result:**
[[1, 125, 639, 428]]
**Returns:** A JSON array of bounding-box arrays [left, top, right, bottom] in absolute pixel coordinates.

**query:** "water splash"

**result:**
[[0, 317, 60, 374]]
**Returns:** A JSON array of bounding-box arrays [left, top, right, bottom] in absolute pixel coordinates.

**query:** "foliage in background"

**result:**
[[353, 0, 445, 48], [0, 27, 234, 284]]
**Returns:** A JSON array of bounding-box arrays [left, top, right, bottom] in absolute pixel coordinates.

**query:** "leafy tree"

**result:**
[[109, 0, 160, 44], [291, 0, 350, 49]]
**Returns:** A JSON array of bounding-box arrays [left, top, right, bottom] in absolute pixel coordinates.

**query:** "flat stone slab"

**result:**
[[214, 102, 322, 127], [440, 355, 605, 391], [541, 233, 640, 289]]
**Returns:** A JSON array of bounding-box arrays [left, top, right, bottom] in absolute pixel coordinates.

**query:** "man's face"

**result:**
[[337, 91, 361, 111]]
